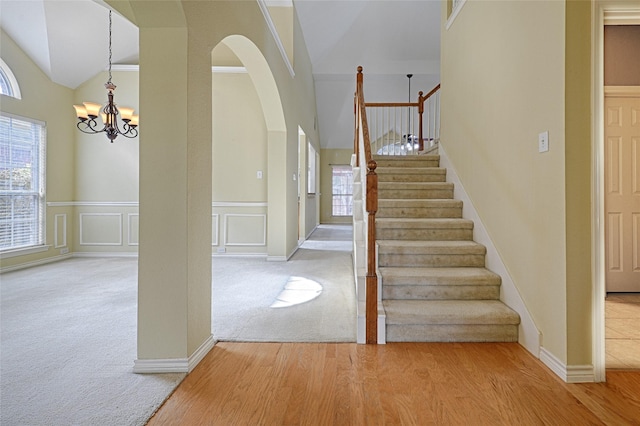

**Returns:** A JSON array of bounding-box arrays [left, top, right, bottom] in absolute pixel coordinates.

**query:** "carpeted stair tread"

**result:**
[[374, 154, 440, 160], [378, 182, 454, 200], [377, 199, 463, 218], [376, 167, 447, 183], [383, 300, 520, 325], [379, 182, 453, 190], [379, 267, 501, 286], [377, 218, 474, 229], [378, 199, 462, 208], [377, 240, 486, 254]]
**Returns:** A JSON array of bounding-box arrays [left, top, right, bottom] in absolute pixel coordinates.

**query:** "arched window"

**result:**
[[0, 58, 22, 99]]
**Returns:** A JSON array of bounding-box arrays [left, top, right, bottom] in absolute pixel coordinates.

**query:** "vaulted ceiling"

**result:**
[[0, 0, 441, 148]]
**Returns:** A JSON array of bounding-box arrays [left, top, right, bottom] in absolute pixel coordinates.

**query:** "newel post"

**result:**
[[418, 90, 425, 151], [366, 159, 378, 344]]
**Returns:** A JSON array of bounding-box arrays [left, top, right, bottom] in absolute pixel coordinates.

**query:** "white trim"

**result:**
[[0, 251, 69, 273], [47, 201, 138, 207], [79, 213, 123, 246], [0, 244, 50, 259], [439, 144, 541, 357], [54, 214, 67, 249], [604, 9, 640, 24], [73, 252, 137, 258], [133, 335, 216, 374], [0, 58, 21, 99], [224, 214, 267, 246], [212, 66, 248, 74], [212, 202, 268, 207], [604, 85, 640, 96], [212, 214, 219, 246], [214, 253, 267, 259], [256, 0, 295, 78], [267, 255, 288, 261], [593, 1, 607, 384], [111, 65, 139, 72], [127, 213, 139, 246], [446, 0, 467, 30], [539, 347, 595, 383], [592, 1, 640, 385]]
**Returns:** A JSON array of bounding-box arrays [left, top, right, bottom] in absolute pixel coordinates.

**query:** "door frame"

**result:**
[[592, 2, 640, 382]]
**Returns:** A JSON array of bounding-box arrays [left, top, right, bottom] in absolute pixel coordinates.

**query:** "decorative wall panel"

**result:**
[[79, 213, 123, 246]]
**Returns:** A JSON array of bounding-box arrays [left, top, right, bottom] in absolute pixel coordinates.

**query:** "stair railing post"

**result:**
[[365, 159, 378, 344], [354, 91, 359, 167], [418, 90, 425, 151]]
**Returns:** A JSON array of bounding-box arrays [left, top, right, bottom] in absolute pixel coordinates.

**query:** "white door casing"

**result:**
[[604, 90, 640, 292]]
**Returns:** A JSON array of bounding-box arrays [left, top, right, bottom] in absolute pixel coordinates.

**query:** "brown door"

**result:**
[[605, 93, 640, 292]]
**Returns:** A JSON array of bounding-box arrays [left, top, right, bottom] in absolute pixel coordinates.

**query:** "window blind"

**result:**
[[0, 114, 46, 250]]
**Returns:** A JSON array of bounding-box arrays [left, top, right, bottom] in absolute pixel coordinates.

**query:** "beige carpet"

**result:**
[[212, 224, 357, 342], [0, 257, 185, 426], [0, 224, 356, 425]]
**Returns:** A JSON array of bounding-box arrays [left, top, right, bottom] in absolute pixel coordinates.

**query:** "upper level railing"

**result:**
[[353, 67, 440, 344], [366, 84, 440, 156]]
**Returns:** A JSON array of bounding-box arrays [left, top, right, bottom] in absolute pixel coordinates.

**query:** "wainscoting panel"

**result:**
[[128, 214, 139, 246], [225, 214, 267, 246], [212, 202, 268, 256], [212, 214, 219, 246], [79, 213, 123, 246], [54, 214, 67, 249]]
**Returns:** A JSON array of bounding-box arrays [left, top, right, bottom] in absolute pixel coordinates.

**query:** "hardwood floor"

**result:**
[[148, 342, 640, 425], [606, 293, 640, 369]]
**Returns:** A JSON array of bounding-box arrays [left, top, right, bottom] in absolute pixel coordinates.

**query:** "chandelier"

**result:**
[[73, 10, 138, 142]]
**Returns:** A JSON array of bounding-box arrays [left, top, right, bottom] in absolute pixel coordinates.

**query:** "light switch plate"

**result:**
[[539, 131, 549, 153]]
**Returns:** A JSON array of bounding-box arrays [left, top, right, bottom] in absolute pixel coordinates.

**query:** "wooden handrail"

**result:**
[[355, 66, 378, 344], [364, 83, 441, 153], [354, 69, 439, 343]]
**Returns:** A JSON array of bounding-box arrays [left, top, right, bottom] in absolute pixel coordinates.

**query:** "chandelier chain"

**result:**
[[108, 10, 113, 84]]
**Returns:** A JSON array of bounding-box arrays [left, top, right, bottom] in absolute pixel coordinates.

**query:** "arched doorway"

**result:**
[[211, 35, 287, 259]]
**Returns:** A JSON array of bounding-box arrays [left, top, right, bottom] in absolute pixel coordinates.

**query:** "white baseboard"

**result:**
[[0, 252, 73, 273], [438, 144, 541, 358], [73, 252, 138, 258], [539, 347, 595, 383], [133, 335, 216, 374]]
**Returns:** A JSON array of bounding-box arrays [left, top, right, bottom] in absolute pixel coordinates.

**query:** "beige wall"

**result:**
[[212, 73, 267, 203], [441, 0, 592, 366], [320, 149, 353, 224], [0, 30, 76, 269], [114, 0, 320, 362], [212, 71, 268, 255]]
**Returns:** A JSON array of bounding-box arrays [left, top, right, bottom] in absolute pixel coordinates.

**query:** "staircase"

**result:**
[[375, 154, 520, 342]]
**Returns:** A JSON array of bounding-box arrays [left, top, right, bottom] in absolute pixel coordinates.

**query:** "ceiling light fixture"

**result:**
[[73, 10, 138, 142]]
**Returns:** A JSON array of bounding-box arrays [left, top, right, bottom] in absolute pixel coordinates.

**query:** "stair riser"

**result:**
[[378, 254, 485, 268], [385, 324, 518, 342], [383, 285, 499, 300], [379, 189, 454, 199], [377, 207, 463, 218], [377, 229, 473, 241]]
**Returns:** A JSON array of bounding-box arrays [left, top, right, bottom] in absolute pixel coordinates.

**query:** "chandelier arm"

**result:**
[[77, 119, 106, 134]]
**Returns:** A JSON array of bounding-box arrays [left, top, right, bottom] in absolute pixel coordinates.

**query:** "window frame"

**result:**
[[0, 112, 47, 254], [331, 165, 353, 217], [0, 58, 22, 99]]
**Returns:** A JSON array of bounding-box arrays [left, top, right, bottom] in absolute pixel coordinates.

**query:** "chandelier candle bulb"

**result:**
[[119, 107, 134, 122], [73, 105, 88, 120], [83, 102, 102, 118]]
